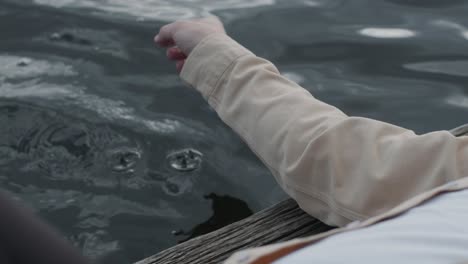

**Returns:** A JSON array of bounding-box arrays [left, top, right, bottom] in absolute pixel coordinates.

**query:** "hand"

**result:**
[[154, 16, 226, 73]]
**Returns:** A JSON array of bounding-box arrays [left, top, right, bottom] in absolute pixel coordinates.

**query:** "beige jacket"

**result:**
[[180, 33, 468, 264]]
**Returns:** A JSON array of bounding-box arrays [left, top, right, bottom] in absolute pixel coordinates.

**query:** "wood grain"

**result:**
[[135, 199, 332, 264]]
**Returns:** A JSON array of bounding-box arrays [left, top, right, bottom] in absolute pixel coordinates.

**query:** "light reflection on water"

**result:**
[[358, 28, 417, 38], [432, 20, 468, 41], [1, 0, 468, 263], [27, 0, 343, 21], [0, 55, 195, 135], [404, 61, 468, 77], [33, 0, 276, 20]]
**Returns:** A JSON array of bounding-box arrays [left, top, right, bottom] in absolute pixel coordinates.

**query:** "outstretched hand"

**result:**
[[154, 16, 226, 73]]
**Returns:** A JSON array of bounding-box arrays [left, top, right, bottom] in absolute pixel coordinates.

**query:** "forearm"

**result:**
[[181, 34, 468, 227]]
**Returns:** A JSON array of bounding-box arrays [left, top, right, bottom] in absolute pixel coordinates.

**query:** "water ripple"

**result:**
[[32, 0, 276, 21], [431, 20, 468, 41], [0, 55, 76, 80], [0, 101, 141, 183], [0, 55, 196, 135], [404, 60, 468, 77]]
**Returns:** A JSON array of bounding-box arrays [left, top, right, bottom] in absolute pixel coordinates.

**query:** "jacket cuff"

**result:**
[[180, 33, 253, 101]]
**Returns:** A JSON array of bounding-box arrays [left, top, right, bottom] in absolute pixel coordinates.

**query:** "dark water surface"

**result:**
[[1, 0, 468, 263]]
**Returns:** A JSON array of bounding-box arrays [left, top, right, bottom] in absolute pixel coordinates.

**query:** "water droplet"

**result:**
[[108, 147, 141, 173], [167, 148, 203, 172]]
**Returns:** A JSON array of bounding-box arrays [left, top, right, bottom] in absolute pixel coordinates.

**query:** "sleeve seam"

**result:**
[[207, 53, 252, 103]]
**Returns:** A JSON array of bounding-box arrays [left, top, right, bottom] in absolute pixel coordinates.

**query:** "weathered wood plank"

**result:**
[[135, 125, 468, 264], [135, 199, 332, 264]]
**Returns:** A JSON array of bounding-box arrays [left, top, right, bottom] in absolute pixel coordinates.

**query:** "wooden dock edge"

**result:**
[[135, 124, 468, 264], [135, 199, 332, 264]]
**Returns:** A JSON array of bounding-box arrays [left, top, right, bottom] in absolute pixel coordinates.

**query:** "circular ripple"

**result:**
[[0, 101, 141, 182], [106, 147, 141, 173], [166, 148, 203, 172]]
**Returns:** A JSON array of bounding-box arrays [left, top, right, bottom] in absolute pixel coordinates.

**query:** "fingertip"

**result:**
[[155, 23, 178, 47]]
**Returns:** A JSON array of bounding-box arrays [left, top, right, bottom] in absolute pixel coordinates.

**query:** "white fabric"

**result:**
[[275, 189, 468, 264]]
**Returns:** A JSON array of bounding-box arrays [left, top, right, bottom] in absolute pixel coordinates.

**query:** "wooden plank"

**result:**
[[450, 124, 468, 137], [136, 126, 468, 264], [135, 199, 332, 264]]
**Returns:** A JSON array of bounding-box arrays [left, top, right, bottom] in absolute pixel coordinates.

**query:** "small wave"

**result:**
[[0, 55, 187, 135], [0, 55, 76, 79], [446, 94, 468, 109], [70, 231, 120, 260], [19, 188, 182, 259], [33, 0, 276, 21], [404, 61, 468, 77], [282, 72, 305, 85], [431, 20, 468, 41], [0, 80, 183, 134]]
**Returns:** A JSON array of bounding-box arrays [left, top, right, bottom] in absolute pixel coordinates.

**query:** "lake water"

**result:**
[[1, 0, 468, 263]]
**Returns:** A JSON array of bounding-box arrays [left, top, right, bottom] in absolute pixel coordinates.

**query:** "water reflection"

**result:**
[[0, 55, 76, 79], [282, 72, 305, 85], [166, 148, 203, 172], [41, 28, 129, 59], [31, 0, 276, 20], [358, 28, 417, 38], [70, 230, 120, 259], [432, 20, 468, 41], [2, 0, 468, 263], [173, 193, 253, 243], [404, 61, 468, 77], [0, 47, 272, 261], [386, 0, 467, 8], [446, 95, 468, 109], [108, 147, 142, 173], [0, 55, 192, 135]]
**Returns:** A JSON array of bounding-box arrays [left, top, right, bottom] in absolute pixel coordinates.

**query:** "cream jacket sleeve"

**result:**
[[180, 34, 468, 227]]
